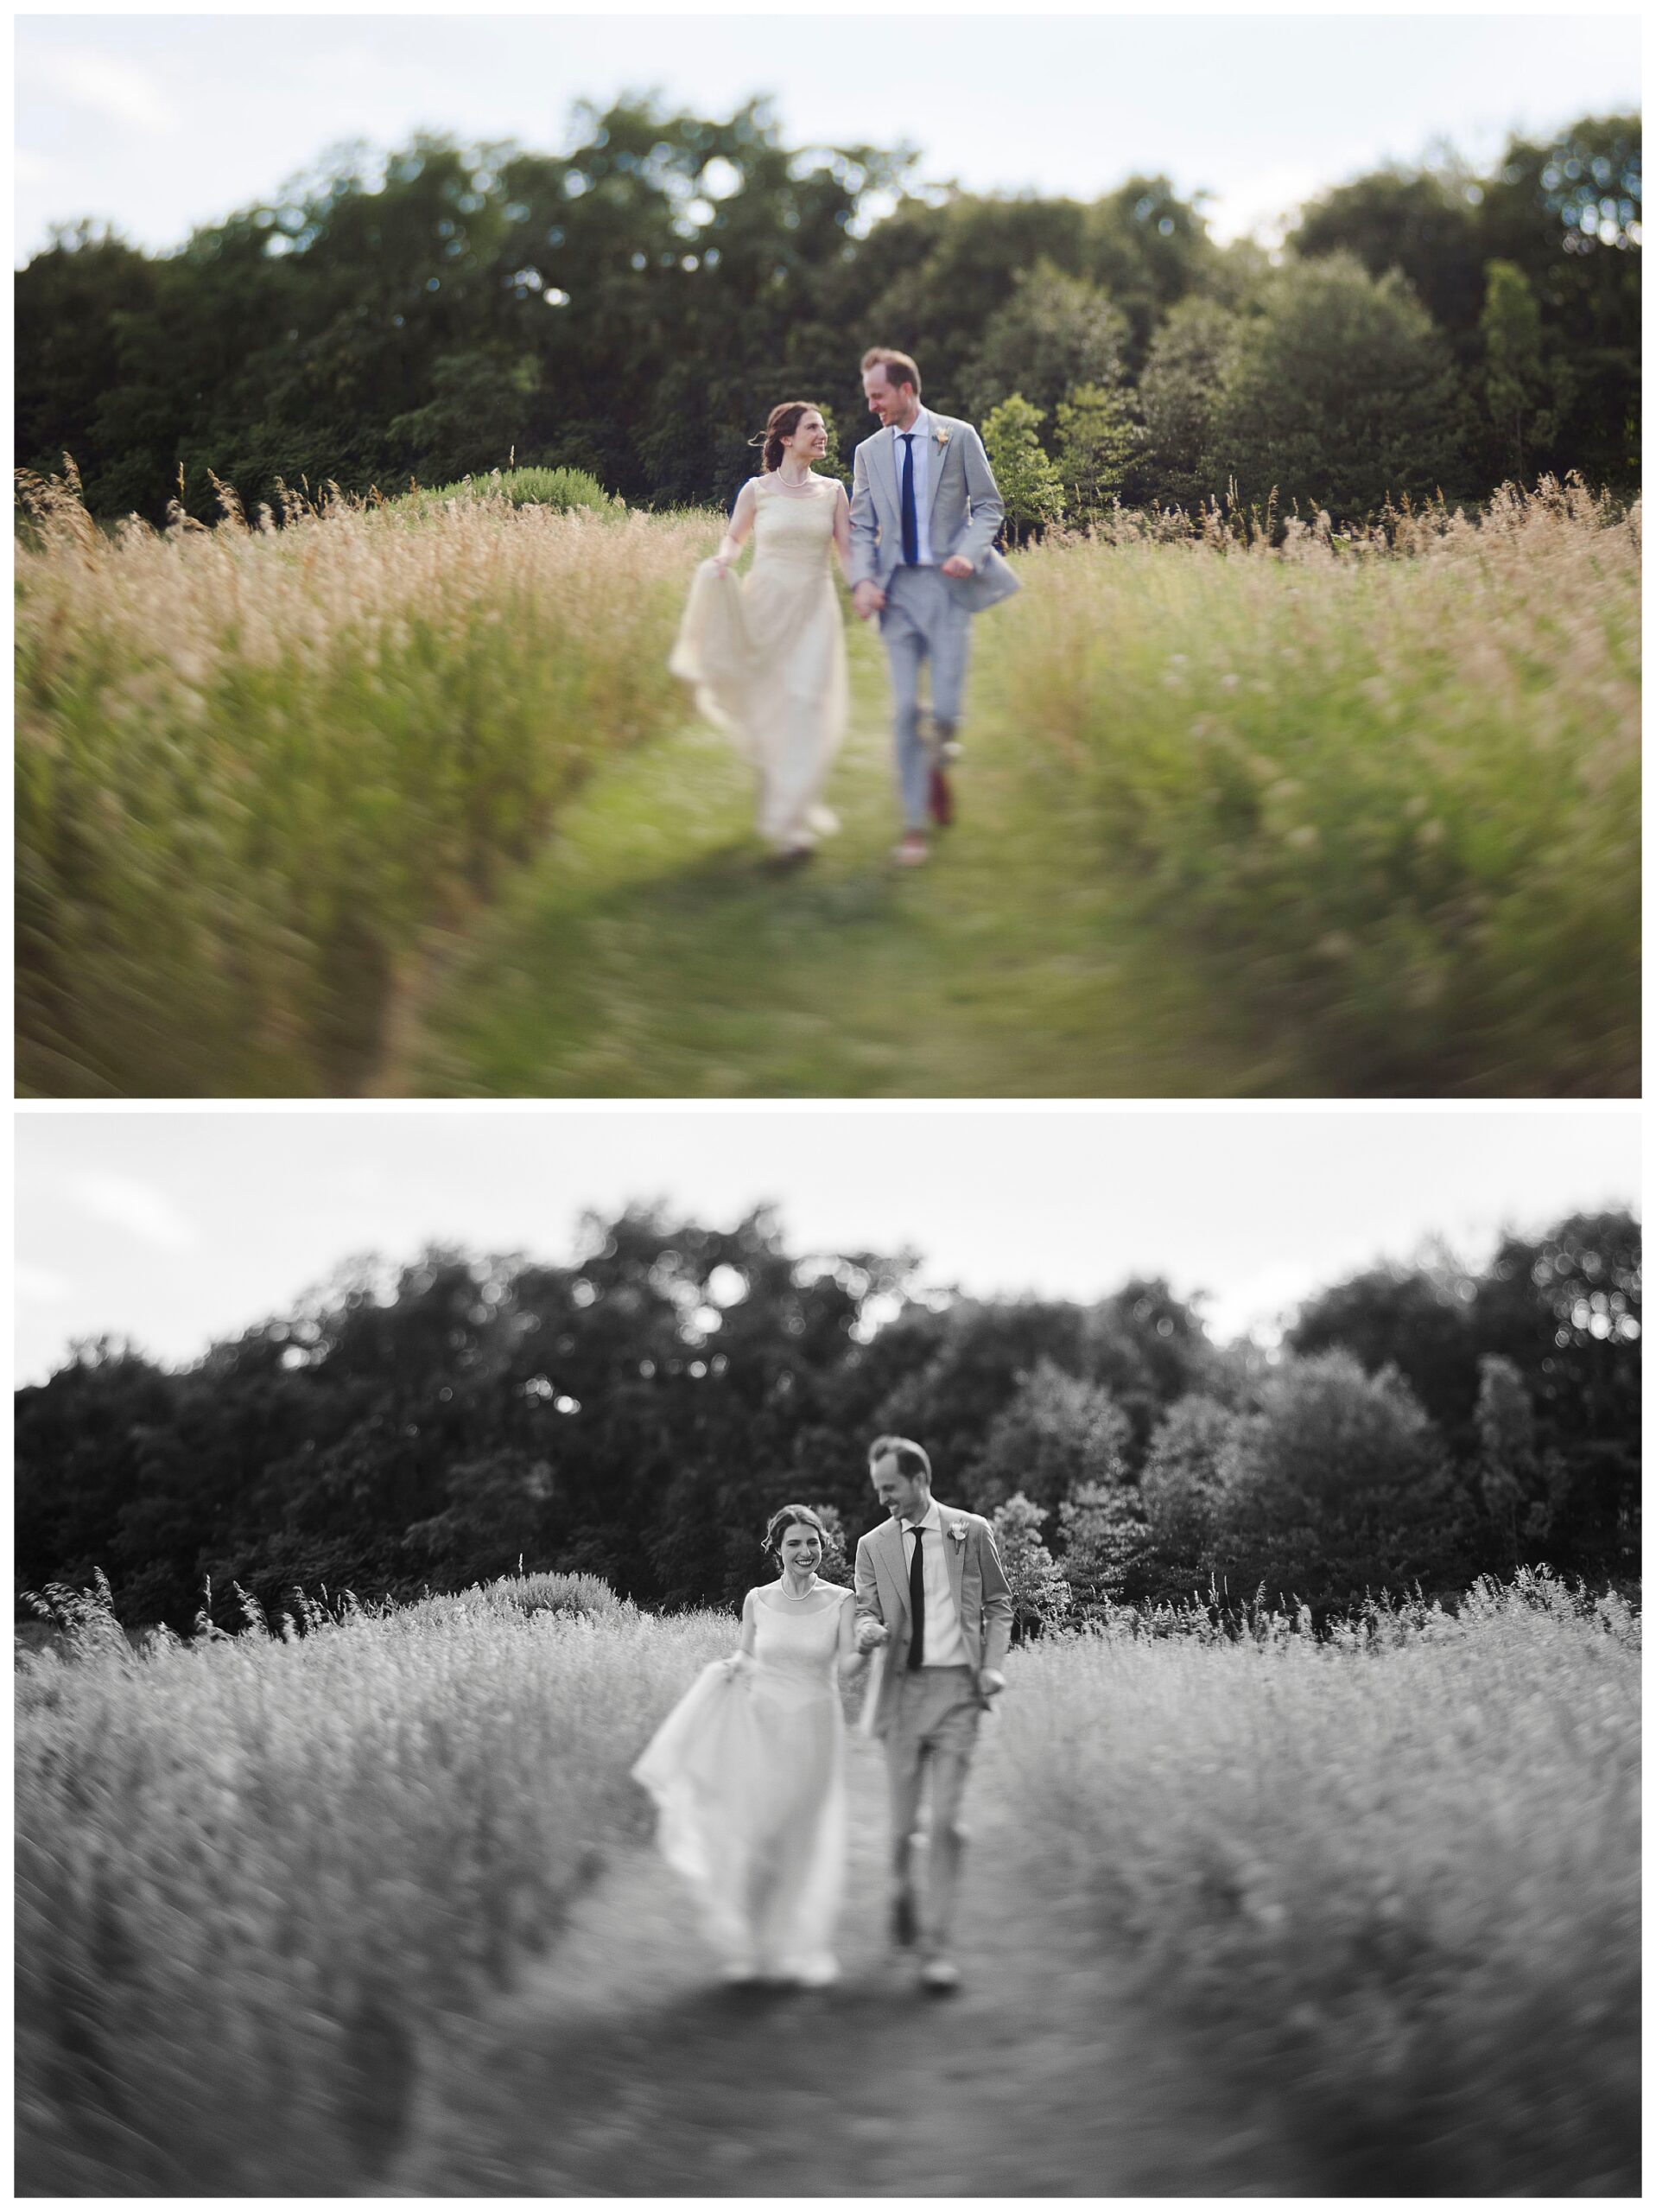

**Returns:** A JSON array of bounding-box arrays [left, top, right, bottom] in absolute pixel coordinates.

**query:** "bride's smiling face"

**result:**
[[777, 1522, 823, 1575], [782, 410, 829, 464]]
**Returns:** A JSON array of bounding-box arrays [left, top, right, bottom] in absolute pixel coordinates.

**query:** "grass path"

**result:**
[[374, 1719, 1322, 2197], [393, 629, 1285, 1097]]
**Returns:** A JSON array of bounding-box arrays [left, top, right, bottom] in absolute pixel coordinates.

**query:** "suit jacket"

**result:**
[[853, 1502, 1014, 1738], [848, 413, 1021, 613]]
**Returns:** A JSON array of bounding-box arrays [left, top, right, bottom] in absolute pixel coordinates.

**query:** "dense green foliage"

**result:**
[[16, 1204, 1638, 1633], [16, 99, 1640, 526]]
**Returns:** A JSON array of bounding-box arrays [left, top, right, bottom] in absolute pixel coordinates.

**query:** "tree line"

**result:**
[[15, 1203, 1639, 1634], [15, 98, 1640, 530]]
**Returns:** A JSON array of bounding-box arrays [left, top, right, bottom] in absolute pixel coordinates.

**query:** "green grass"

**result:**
[[16, 474, 1638, 1096], [986, 481, 1640, 1095], [15, 474, 699, 1096], [399, 616, 1278, 1096]]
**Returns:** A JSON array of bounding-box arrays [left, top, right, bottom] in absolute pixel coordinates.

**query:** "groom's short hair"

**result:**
[[868, 1433, 931, 1484], [861, 346, 922, 396]]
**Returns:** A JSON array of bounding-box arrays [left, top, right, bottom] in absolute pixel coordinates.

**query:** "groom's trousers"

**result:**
[[883, 1663, 982, 1952], [879, 567, 972, 830]]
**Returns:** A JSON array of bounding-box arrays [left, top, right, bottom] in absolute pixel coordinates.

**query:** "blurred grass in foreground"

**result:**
[[997, 1569, 1640, 2191], [16, 1567, 1634, 2192], [985, 479, 1639, 1095], [16, 470, 1636, 1098], [15, 1573, 729, 2193], [15, 468, 698, 1096]]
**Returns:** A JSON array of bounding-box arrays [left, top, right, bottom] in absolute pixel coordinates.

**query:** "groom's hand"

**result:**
[[852, 580, 885, 620], [856, 1618, 890, 1652], [977, 1667, 1006, 1699], [941, 555, 974, 579]]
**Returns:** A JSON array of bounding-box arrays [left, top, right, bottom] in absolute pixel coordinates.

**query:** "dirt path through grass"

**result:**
[[391, 631, 1285, 1098], [377, 1718, 1318, 2196]]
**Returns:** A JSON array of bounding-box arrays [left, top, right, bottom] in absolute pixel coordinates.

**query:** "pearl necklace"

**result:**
[[778, 1573, 822, 1599], [772, 469, 822, 496]]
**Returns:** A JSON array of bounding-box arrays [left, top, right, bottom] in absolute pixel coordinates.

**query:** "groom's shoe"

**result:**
[[890, 1891, 920, 1948], [927, 765, 955, 828], [919, 1956, 961, 1995]]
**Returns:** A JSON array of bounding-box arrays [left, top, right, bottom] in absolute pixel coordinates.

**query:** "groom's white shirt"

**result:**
[[890, 410, 936, 567], [901, 1501, 969, 1666]]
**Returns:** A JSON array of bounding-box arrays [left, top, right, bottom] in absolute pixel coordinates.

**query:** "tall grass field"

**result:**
[[16, 472, 1639, 1097], [16, 471, 696, 1096], [15, 1569, 1637, 2194], [988, 480, 1639, 1094]]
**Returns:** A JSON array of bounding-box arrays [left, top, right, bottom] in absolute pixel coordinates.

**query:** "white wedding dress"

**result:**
[[668, 473, 847, 850], [631, 1582, 852, 1983]]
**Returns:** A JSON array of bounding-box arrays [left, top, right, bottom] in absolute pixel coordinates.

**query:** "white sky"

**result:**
[[14, 11, 1643, 264], [14, 1106, 1640, 1382]]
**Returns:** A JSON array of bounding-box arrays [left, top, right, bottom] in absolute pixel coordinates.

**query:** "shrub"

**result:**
[[399, 464, 622, 517], [1210, 252, 1475, 518], [1212, 1350, 1467, 1604], [989, 1491, 1071, 1636]]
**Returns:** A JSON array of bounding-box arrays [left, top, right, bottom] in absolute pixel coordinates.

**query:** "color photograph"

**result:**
[[15, 12, 1641, 1097]]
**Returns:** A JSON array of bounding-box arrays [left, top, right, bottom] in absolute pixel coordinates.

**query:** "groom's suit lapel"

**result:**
[[879, 1514, 911, 1621], [937, 1502, 967, 1617], [924, 416, 953, 530], [869, 426, 900, 518]]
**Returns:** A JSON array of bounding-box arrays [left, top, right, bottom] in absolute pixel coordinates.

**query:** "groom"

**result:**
[[853, 1434, 1013, 1993], [848, 347, 1020, 867]]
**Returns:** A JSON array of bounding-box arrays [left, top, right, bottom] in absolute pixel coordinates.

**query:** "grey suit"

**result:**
[[848, 413, 1020, 830], [853, 1502, 1014, 1954]]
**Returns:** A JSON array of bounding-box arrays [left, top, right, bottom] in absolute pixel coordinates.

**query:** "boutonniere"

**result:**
[[949, 1521, 968, 1550], [935, 427, 951, 449]]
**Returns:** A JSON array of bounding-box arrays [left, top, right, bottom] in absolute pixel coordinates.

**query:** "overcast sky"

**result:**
[[14, 1106, 1640, 1382], [15, 11, 1642, 264]]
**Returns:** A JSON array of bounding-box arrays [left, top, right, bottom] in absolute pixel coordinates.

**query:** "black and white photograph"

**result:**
[[13, 1107, 1640, 2194]]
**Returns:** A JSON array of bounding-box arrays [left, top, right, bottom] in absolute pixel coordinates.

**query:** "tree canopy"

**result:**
[[16, 100, 1640, 526], [16, 1204, 1639, 1633]]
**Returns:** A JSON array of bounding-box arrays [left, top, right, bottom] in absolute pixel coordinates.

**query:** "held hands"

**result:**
[[977, 1667, 1006, 1700], [855, 1618, 890, 1653], [941, 555, 974, 580], [851, 580, 886, 621]]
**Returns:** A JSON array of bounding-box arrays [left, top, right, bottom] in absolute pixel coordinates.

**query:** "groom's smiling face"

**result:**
[[862, 364, 918, 431], [870, 1451, 927, 1524]]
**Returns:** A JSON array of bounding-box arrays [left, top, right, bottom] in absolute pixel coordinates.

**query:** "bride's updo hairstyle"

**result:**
[[755, 401, 822, 473], [762, 1503, 829, 1558]]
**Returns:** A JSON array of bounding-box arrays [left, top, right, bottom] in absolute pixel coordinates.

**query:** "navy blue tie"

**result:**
[[899, 432, 918, 566]]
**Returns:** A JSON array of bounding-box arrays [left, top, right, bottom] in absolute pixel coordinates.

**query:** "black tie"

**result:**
[[899, 432, 918, 566], [906, 1522, 926, 1670]]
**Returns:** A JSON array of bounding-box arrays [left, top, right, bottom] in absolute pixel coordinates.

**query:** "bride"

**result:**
[[631, 1504, 865, 1986], [669, 404, 852, 867]]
